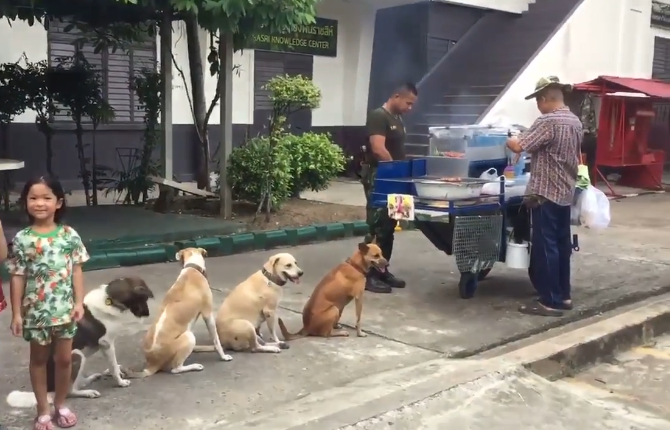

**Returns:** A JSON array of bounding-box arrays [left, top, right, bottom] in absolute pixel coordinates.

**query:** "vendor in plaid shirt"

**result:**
[[506, 76, 583, 317]]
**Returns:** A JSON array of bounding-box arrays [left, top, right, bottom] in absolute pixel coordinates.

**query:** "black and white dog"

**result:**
[[6, 277, 154, 408]]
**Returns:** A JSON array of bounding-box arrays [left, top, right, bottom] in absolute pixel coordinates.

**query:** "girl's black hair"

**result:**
[[20, 175, 67, 224]]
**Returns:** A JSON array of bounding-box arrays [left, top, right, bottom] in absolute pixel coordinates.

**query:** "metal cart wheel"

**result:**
[[478, 268, 492, 281], [458, 272, 477, 299]]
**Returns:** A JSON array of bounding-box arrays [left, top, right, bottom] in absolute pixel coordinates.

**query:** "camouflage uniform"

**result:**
[[361, 165, 396, 262]]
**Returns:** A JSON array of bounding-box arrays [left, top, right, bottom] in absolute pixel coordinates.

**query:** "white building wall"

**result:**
[[157, 22, 254, 125], [482, 0, 653, 127], [0, 21, 47, 123], [311, 0, 376, 127]]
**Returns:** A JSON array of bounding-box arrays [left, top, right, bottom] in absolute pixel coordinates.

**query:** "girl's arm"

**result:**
[[72, 264, 84, 306], [0, 220, 8, 261], [10, 274, 26, 316], [6, 234, 27, 317], [68, 228, 90, 306]]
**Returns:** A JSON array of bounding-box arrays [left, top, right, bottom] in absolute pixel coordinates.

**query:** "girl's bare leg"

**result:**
[[29, 342, 51, 418], [52, 338, 73, 409]]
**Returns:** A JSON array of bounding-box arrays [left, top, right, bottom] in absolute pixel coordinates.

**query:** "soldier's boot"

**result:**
[[379, 270, 406, 288], [365, 269, 392, 293]]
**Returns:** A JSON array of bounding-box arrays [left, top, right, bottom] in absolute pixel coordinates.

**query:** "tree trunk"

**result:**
[[74, 119, 91, 206], [185, 13, 210, 190], [91, 128, 98, 206], [0, 123, 10, 211], [45, 132, 53, 175]]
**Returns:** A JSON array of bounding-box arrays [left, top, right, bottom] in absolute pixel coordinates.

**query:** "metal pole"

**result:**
[[160, 9, 173, 180], [218, 29, 233, 218]]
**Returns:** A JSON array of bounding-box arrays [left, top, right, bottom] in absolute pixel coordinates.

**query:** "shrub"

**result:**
[[227, 136, 292, 208], [279, 132, 345, 196]]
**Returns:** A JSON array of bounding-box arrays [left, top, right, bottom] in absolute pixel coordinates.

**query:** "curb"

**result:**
[[523, 299, 670, 380], [209, 297, 670, 430], [81, 220, 416, 272]]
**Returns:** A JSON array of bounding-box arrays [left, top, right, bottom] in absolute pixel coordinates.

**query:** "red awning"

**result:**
[[572, 76, 670, 99]]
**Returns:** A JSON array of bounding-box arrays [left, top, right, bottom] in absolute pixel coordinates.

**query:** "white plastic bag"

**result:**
[[479, 168, 499, 181], [578, 185, 610, 229]]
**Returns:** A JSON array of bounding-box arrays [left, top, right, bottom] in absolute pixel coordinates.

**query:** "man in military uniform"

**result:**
[[361, 82, 418, 293]]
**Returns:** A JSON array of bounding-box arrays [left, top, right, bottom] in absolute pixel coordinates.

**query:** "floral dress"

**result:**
[[6, 225, 89, 345]]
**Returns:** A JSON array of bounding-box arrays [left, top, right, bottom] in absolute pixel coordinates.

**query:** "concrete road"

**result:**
[[2, 193, 670, 429]]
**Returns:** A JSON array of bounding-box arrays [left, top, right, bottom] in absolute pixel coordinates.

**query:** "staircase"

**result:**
[[405, 0, 585, 156]]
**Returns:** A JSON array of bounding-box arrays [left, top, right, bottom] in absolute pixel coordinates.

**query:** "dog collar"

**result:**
[[104, 298, 127, 311], [184, 263, 207, 278], [262, 268, 286, 286], [345, 258, 367, 275]]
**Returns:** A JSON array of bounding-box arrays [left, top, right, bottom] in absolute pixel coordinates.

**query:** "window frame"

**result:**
[[46, 19, 158, 127]]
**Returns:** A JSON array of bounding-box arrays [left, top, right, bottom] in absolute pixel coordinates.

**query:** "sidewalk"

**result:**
[[1, 192, 669, 429]]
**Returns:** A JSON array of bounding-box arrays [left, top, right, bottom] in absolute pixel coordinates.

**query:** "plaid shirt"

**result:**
[[519, 107, 583, 206]]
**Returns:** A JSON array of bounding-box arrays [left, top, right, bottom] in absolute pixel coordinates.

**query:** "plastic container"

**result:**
[[428, 127, 467, 157], [503, 165, 515, 180], [425, 156, 469, 179], [506, 241, 530, 269], [428, 125, 509, 162]]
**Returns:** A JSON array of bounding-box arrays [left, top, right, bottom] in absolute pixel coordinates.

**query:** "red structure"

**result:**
[[572, 76, 667, 195]]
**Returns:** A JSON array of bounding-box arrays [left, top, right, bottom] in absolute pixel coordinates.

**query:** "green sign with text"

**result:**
[[652, 1, 670, 28], [249, 17, 338, 57]]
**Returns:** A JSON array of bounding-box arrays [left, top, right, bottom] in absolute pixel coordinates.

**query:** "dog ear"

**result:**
[[197, 248, 208, 257], [358, 242, 369, 253], [175, 249, 184, 262], [269, 254, 280, 268], [131, 277, 154, 299]]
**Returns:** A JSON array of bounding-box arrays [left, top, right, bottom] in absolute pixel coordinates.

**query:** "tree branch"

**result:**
[[170, 50, 204, 143]]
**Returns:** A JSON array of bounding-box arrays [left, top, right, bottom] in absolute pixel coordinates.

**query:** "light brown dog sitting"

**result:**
[[279, 241, 388, 339]]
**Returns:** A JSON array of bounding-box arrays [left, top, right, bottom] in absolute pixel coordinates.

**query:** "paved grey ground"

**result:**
[[2, 193, 670, 429], [339, 317, 670, 430]]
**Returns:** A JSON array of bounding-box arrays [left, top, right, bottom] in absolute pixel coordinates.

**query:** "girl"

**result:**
[[8, 176, 89, 430]]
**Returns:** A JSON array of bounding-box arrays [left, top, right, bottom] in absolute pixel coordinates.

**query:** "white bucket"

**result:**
[[506, 241, 530, 269]]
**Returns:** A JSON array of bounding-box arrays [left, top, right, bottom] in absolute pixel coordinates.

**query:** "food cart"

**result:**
[[372, 126, 530, 299]]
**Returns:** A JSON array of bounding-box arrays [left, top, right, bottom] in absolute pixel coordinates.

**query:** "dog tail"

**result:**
[[278, 318, 306, 341], [193, 345, 216, 352], [7, 391, 54, 408]]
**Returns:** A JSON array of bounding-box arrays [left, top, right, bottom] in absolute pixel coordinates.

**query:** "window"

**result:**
[[47, 19, 157, 123]]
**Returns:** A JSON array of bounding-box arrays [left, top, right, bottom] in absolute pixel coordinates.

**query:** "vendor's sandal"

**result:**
[[54, 408, 77, 428], [518, 301, 563, 317], [34, 415, 54, 430], [560, 300, 574, 310]]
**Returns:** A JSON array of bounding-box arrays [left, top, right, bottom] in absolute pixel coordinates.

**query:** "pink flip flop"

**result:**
[[34, 415, 54, 430], [53, 408, 77, 428]]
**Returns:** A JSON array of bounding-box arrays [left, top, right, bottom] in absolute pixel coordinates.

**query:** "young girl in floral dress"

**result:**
[[8, 176, 89, 430]]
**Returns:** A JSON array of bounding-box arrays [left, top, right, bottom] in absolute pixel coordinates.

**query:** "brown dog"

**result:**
[[278, 241, 388, 339]]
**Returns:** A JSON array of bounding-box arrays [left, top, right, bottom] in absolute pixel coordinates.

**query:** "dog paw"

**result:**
[[78, 389, 101, 398], [220, 354, 233, 362], [116, 379, 131, 387], [89, 373, 103, 381], [269, 346, 282, 353], [357, 332, 368, 338], [278, 342, 290, 350], [193, 364, 205, 371]]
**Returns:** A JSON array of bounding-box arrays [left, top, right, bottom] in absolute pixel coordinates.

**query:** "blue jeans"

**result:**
[[528, 199, 572, 308]]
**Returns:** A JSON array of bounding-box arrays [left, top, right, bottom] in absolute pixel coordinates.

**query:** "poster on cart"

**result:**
[[387, 194, 415, 221]]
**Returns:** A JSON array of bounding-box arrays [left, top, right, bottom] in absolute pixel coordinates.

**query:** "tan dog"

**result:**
[[194, 253, 303, 354], [137, 248, 232, 376], [279, 241, 388, 339]]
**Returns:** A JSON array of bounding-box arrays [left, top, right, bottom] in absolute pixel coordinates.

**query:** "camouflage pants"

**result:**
[[361, 165, 396, 262]]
